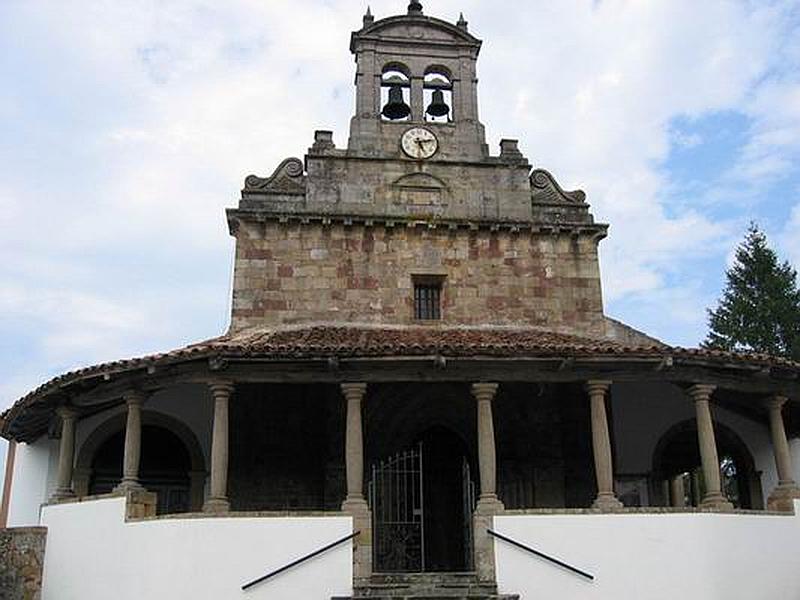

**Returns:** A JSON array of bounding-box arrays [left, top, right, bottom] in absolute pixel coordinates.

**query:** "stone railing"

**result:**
[[0, 526, 47, 600]]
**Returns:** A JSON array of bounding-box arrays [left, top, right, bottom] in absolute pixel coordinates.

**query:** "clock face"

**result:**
[[401, 127, 439, 159]]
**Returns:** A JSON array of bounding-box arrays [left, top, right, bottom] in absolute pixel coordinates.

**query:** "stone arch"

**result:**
[[652, 418, 763, 509], [382, 61, 411, 78], [391, 172, 449, 190], [75, 410, 206, 511], [424, 64, 453, 80]]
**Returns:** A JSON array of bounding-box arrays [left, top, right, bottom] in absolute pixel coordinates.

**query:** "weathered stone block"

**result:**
[[0, 527, 46, 600]]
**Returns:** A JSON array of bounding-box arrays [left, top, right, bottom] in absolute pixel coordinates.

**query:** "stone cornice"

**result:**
[[351, 14, 482, 54], [226, 208, 609, 239]]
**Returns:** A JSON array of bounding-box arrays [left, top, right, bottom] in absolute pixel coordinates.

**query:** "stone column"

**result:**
[[670, 475, 686, 508], [472, 382, 503, 584], [73, 468, 91, 498], [472, 383, 504, 513], [765, 396, 800, 511], [411, 76, 424, 122], [660, 479, 670, 507], [688, 384, 733, 510], [340, 383, 371, 583], [114, 389, 147, 493], [50, 406, 78, 502], [341, 383, 368, 511], [690, 470, 702, 506], [586, 381, 623, 510], [189, 470, 207, 512], [204, 381, 234, 513]]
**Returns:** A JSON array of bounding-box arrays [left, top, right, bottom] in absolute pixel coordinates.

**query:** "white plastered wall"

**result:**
[[495, 503, 800, 600], [610, 381, 776, 505], [6, 437, 58, 527], [40, 497, 352, 600]]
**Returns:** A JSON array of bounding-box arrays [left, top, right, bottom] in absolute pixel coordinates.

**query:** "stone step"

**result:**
[[331, 573, 519, 600], [333, 596, 519, 600]]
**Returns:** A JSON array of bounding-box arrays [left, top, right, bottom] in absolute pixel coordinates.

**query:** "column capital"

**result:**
[[765, 395, 789, 412], [207, 380, 235, 398], [341, 382, 368, 400], [471, 382, 499, 402], [687, 384, 716, 402], [122, 388, 148, 406], [56, 405, 78, 421], [584, 380, 612, 396]]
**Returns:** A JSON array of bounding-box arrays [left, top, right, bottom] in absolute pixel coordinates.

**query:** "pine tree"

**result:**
[[704, 224, 800, 360]]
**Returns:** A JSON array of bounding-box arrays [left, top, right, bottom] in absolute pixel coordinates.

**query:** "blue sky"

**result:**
[[1, 0, 800, 476]]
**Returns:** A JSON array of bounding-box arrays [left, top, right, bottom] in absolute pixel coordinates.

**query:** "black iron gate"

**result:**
[[462, 457, 476, 571], [369, 443, 476, 573], [369, 443, 425, 572]]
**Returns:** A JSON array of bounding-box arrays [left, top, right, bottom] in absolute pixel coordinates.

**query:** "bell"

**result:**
[[426, 89, 450, 118], [382, 85, 411, 120]]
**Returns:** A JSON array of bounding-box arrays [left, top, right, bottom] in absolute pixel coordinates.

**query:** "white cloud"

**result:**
[[780, 204, 800, 267], [1, 0, 800, 411]]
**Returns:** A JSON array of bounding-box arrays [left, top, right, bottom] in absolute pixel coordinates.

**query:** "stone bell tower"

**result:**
[[228, 1, 608, 337], [348, 1, 488, 160]]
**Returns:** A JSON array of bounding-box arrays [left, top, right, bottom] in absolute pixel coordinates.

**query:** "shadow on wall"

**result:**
[[0, 440, 7, 498]]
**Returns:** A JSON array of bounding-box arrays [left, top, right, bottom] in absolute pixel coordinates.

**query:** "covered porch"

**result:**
[[3, 326, 800, 583]]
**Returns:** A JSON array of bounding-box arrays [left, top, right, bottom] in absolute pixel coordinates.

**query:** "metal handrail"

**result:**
[[488, 529, 595, 581], [242, 531, 360, 591]]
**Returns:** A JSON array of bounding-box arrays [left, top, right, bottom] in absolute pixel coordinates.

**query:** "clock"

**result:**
[[401, 127, 439, 159]]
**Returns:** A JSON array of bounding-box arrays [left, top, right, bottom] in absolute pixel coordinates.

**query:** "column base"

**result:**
[[341, 496, 370, 515], [473, 512, 498, 584], [767, 483, 800, 512], [113, 479, 146, 494], [203, 497, 230, 513], [341, 496, 372, 583], [48, 489, 76, 503], [592, 493, 624, 511], [475, 494, 505, 516], [700, 493, 734, 511]]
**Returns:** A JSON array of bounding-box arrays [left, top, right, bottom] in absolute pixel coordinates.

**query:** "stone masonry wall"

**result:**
[[0, 527, 46, 600], [231, 220, 605, 335]]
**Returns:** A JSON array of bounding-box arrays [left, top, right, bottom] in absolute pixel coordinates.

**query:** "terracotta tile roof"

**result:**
[[214, 325, 638, 357], [2, 325, 798, 440]]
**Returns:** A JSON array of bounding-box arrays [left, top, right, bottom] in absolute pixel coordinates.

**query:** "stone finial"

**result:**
[[363, 6, 374, 26], [312, 130, 336, 153], [499, 139, 523, 159], [408, 1, 423, 15], [457, 12, 468, 30]]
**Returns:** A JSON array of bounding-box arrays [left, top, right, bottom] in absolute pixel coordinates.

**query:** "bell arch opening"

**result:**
[[381, 65, 411, 121], [424, 68, 452, 123]]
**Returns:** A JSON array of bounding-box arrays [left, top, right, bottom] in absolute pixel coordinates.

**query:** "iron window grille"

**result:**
[[414, 280, 443, 321]]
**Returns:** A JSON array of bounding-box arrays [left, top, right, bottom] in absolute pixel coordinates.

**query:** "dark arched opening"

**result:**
[[653, 420, 762, 509], [416, 426, 473, 572], [89, 425, 192, 514]]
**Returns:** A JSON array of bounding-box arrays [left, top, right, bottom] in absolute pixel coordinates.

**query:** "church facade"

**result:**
[[2, 3, 800, 599]]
